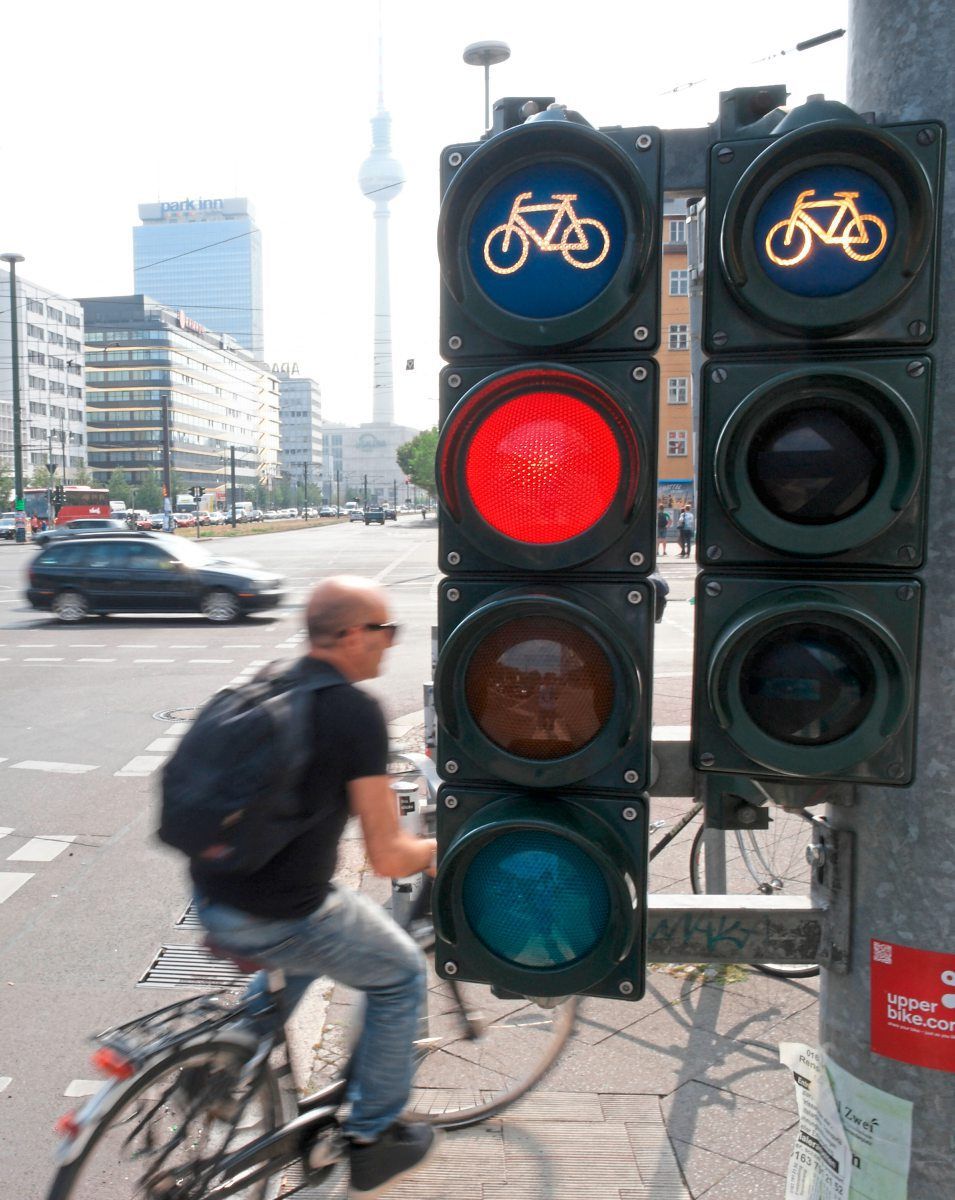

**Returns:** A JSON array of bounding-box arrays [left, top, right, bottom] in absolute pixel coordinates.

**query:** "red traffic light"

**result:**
[[438, 365, 647, 572]]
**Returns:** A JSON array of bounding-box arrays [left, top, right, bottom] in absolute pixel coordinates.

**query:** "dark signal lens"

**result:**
[[464, 387, 623, 543], [464, 616, 615, 761], [747, 405, 884, 525], [461, 830, 611, 968], [741, 624, 876, 745]]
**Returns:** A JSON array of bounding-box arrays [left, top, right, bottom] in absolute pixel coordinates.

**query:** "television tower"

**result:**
[[357, 23, 403, 426]]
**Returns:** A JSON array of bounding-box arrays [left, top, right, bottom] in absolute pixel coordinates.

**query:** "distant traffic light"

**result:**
[[693, 98, 942, 787], [432, 107, 661, 1000]]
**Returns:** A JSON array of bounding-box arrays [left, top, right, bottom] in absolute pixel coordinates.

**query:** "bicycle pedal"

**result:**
[[307, 1127, 346, 1172]]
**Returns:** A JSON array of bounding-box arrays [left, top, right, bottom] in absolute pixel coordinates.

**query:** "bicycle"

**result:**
[[47, 762, 577, 1200], [650, 798, 819, 980], [483, 191, 610, 275], [764, 188, 888, 266]]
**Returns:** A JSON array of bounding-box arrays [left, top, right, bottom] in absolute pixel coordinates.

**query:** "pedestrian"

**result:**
[[657, 506, 670, 556], [677, 504, 695, 557], [191, 576, 439, 1198], [30, 514, 41, 539]]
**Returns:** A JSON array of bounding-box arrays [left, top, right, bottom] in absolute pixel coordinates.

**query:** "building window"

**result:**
[[66, 337, 81, 352], [64, 313, 81, 327], [28, 350, 46, 365], [28, 375, 47, 390], [29, 402, 48, 416], [46, 306, 64, 322], [67, 386, 83, 399], [668, 217, 686, 244], [667, 430, 688, 456], [667, 378, 689, 405], [26, 298, 45, 316], [667, 324, 689, 350], [48, 331, 65, 346], [49, 381, 65, 395], [27, 323, 45, 339], [669, 270, 689, 296]]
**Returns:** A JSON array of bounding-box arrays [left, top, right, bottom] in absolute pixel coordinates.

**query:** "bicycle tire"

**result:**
[[689, 811, 820, 980], [765, 219, 812, 266], [842, 213, 888, 262], [483, 224, 529, 275], [559, 217, 610, 269], [47, 1033, 282, 1200], [407, 965, 579, 1129]]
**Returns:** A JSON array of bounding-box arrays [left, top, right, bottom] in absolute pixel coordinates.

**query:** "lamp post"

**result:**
[[2, 253, 26, 542], [463, 40, 511, 135]]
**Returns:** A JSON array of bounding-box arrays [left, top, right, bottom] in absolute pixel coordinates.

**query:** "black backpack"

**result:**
[[158, 658, 343, 874]]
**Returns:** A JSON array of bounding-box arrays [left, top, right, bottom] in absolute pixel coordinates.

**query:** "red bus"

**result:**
[[21, 485, 111, 526]]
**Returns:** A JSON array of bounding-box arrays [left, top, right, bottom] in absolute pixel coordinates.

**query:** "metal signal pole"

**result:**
[[817, 3, 955, 1192]]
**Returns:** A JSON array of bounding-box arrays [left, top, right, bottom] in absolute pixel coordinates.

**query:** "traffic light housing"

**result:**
[[693, 98, 941, 788], [432, 107, 660, 1000]]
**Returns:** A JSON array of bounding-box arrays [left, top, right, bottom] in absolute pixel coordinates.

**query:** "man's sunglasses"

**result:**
[[337, 622, 400, 641]]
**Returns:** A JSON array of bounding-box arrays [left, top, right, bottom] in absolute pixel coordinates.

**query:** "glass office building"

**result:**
[[80, 295, 279, 496], [133, 197, 264, 358]]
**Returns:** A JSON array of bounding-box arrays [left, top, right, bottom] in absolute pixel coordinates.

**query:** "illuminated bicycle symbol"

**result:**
[[765, 189, 889, 267], [483, 191, 611, 275]]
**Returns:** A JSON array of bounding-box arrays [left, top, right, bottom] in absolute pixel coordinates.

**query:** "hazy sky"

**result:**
[[2, 0, 848, 430]]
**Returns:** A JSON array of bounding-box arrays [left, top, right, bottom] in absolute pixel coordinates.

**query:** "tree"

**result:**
[[107, 468, 132, 506], [0, 459, 14, 505], [28, 465, 55, 489], [136, 470, 163, 513], [396, 427, 438, 497], [72, 463, 92, 486]]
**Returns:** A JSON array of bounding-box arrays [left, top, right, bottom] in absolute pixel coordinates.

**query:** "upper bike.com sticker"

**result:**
[[870, 939, 955, 1072]]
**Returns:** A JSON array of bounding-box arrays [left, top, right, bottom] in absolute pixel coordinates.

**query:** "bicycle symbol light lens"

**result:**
[[438, 117, 660, 354], [439, 366, 644, 572]]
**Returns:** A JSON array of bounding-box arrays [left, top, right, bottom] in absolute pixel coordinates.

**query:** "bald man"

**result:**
[[195, 576, 439, 1198]]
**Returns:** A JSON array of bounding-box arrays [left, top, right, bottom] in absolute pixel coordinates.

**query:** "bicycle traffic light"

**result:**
[[693, 98, 943, 787], [432, 107, 660, 1001]]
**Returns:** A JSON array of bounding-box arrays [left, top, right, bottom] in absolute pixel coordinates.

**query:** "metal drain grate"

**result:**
[[154, 707, 200, 723], [175, 902, 203, 929], [138, 944, 253, 989]]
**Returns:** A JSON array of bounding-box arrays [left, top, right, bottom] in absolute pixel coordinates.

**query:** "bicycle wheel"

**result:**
[[483, 224, 529, 275], [765, 219, 812, 266], [689, 810, 820, 979], [560, 217, 610, 269], [47, 1033, 281, 1200], [842, 213, 888, 262], [406, 959, 579, 1129]]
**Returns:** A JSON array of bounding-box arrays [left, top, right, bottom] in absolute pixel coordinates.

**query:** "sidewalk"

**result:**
[[288, 710, 812, 1199]]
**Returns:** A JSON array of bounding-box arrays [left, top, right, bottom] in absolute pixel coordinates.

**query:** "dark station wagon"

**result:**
[[26, 532, 285, 623]]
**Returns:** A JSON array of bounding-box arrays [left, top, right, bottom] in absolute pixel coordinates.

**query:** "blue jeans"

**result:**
[[195, 886, 427, 1141]]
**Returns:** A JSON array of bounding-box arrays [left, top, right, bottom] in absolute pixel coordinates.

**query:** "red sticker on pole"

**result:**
[[870, 939, 955, 1071]]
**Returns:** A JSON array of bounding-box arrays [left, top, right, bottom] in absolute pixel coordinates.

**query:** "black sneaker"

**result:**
[[348, 1121, 439, 1198]]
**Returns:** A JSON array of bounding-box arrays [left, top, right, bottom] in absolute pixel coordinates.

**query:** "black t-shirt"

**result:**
[[190, 661, 390, 919]]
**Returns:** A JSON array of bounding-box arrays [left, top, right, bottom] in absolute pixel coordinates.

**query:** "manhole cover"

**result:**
[[154, 707, 200, 722], [175, 902, 203, 929]]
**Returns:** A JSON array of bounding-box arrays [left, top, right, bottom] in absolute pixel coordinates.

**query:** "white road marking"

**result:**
[[223, 644, 263, 648], [0, 1076, 11, 1094], [10, 761, 98, 774], [145, 738, 179, 752], [166, 722, 192, 736], [24, 657, 64, 662], [0, 827, 12, 838], [7, 835, 76, 863], [77, 657, 116, 663], [119, 644, 157, 648], [0, 874, 33, 903], [64, 1079, 102, 1097], [169, 644, 207, 649], [134, 658, 176, 664], [17, 643, 54, 648], [188, 658, 233, 664], [115, 756, 166, 776], [69, 643, 106, 647], [0, 659, 8, 663]]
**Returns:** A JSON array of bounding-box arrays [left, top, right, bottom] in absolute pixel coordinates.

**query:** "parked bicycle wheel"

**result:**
[[407, 966, 579, 1128], [689, 808, 820, 979], [48, 1033, 281, 1200]]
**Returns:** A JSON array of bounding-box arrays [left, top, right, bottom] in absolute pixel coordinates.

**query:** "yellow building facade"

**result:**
[[655, 198, 695, 529]]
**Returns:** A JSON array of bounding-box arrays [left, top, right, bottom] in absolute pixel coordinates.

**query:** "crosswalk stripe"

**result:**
[[7, 835, 76, 863], [9, 761, 98, 774], [0, 874, 33, 904], [0, 1077, 11, 1094], [115, 756, 166, 777]]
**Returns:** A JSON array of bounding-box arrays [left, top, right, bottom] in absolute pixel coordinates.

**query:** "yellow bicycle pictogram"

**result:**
[[483, 191, 611, 275], [764, 189, 889, 266]]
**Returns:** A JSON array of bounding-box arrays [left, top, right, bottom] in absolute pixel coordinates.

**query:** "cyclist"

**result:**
[[193, 575, 439, 1198]]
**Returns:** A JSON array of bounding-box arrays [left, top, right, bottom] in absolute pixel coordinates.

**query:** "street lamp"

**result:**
[[463, 40, 511, 135], [2, 253, 26, 542]]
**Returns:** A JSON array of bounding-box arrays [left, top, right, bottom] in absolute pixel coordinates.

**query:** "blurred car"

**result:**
[[0, 515, 18, 540], [348, 508, 365, 523], [148, 512, 166, 530], [27, 532, 285, 623], [33, 518, 130, 547], [319, 506, 336, 518], [172, 512, 196, 528], [364, 506, 386, 526], [383, 507, 397, 521], [249, 509, 265, 522], [207, 510, 227, 525]]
